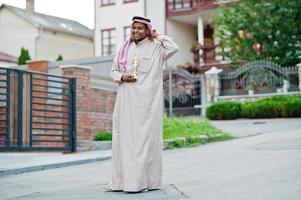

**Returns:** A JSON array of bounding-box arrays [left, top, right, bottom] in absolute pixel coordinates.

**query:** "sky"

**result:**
[[0, 0, 94, 29]]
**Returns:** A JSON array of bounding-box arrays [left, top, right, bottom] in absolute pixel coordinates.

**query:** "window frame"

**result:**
[[101, 28, 116, 56], [100, 0, 115, 7], [123, 0, 138, 3], [123, 26, 131, 41]]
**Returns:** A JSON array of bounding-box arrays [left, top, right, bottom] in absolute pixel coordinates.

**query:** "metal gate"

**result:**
[[0, 67, 76, 152], [163, 68, 202, 116]]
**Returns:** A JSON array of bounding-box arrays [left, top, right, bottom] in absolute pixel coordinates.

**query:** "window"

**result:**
[[101, 0, 115, 6], [124, 26, 131, 41], [101, 28, 116, 55], [123, 0, 138, 3]]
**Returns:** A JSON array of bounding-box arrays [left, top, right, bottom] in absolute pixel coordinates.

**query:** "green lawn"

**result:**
[[163, 116, 226, 139], [95, 116, 233, 149]]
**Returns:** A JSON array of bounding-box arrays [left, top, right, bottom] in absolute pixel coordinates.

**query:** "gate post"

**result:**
[[61, 65, 91, 151], [204, 67, 223, 105], [297, 63, 301, 91]]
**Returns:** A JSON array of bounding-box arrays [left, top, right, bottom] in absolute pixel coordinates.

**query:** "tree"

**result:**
[[17, 47, 31, 65], [56, 54, 63, 61], [214, 0, 301, 66]]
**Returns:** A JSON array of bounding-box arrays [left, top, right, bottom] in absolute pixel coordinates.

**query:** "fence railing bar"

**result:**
[[32, 115, 69, 120], [31, 72, 71, 80], [32, 83, 70, 90], [32, 77, 69, 84], [32, 102, 70, 108], [32, 133, 70, 137], [32, 108, 70, 114], [32, 96, 69, 102], [31, 140, 69, 143], [32, 121, 69, 125], [32, 127, 70, 131], [31, 89, 70, 96]]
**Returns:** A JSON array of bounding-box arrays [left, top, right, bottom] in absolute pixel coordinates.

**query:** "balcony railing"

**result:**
[[166, 0, 236, 16], [192, 44, 230, 68], [166, 0, 219, 16]]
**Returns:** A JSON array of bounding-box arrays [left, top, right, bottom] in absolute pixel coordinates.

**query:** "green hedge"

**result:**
[[206, 95, 301, 120], [206, 101, 242, 120]]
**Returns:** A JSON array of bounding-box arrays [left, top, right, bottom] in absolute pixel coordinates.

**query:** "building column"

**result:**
[[197, 17, 204, 45]]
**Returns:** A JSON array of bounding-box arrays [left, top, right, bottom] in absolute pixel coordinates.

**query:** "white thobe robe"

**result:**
[[110, 35, 178, 192]]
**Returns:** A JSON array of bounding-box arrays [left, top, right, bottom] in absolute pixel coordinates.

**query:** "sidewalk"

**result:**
[[1, 118, 300, 178], [0, 150, 111, 177]]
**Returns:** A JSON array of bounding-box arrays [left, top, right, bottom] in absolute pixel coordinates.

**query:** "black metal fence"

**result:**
[[0, 67, 76, 152], [220, 60, 299, 96], [163, 68, 202, 116]]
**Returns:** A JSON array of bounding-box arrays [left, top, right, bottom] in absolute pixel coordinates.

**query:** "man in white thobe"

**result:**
[[109, 16, 178, 192]]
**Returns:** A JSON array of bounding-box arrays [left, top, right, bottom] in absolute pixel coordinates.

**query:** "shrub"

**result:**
[[241, 100, 282, 118], [95, 132, 112, 141], [280, 97, 301, 117], [206, 101, 241, 120], [241, 95, 301, 118]]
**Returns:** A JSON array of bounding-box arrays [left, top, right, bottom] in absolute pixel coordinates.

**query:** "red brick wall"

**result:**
[[26, 61, 116, 151], [61, 66, 116, 151]]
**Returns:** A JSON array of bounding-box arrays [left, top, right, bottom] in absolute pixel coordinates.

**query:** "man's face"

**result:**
[[131, 22, 150, 43]]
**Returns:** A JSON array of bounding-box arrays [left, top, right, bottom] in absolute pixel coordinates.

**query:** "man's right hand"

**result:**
[[121, 73, 137, 82]]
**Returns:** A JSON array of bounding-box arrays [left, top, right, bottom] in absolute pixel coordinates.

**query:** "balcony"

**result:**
[[192, 43, 230, 70], [166, 0, 221, 16]]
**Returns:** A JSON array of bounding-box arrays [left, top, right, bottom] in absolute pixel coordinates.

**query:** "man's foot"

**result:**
[[102, 183, 113, 192]]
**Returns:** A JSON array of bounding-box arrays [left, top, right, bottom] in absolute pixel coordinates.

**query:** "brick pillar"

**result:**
[[27, 60, 49, 73], [205, 67, 223, 104], [61, 65, 92, 151], [297, 63, 301, 91]]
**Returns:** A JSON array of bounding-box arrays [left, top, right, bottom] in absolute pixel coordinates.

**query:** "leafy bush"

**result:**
[[241, 100, 282, 118], [95, 132, 112, 141], [241, 95, 301, 118], [206, 101, 242, 120], [280, 97, 301, 117]]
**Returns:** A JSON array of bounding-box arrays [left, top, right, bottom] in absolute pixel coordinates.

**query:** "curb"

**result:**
[[0, 155, 111, 178], [1, 134, 231, 177]]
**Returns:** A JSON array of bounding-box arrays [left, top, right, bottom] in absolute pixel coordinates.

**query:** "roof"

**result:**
[[1, 4, 93, 39], [0, 51, 17, 63]]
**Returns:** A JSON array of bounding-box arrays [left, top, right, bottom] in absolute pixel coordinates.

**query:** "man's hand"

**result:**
[[121, 73, 137, 82], [152, 30, 161, 38]]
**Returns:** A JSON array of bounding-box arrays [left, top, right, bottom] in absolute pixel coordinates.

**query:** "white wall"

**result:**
[[166, 19, 197, 68], [37, 30, 93, 60], [0, 61, 17, 68], [95, 0, 144, 56], [0, 8, 37, 58], [0, 7, 93, 61], [146, 0, 165, 33]]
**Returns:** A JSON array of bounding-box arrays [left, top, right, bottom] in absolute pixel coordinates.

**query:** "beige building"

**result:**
[[0, 1, 93, 61], [94, 0, 233, 69]]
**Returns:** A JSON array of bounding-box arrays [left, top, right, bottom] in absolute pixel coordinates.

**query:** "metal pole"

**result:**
[[71, 78, 77, 152], [168, 68, 173, 116], [17, 70, 23, 150], [6, 69, 10, 146], [29, 73, 32, 147]]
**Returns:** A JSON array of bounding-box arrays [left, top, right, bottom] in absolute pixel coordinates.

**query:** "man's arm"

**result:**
[[155, 32, 179, 60], [110, 55, 123, 82], [110, 55, 137, 83]]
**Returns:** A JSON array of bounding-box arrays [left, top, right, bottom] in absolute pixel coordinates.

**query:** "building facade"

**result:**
[[0, 1, 93, 61], [95, 0, 233, 69]]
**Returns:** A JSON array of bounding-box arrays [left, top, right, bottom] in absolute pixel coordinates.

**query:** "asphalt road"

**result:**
[[1, 118, 301, 200]]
